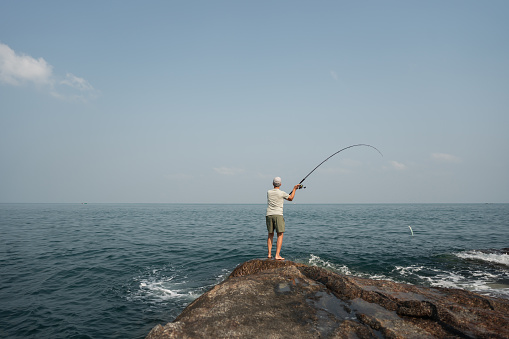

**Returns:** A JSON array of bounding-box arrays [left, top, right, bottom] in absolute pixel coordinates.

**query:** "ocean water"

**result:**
[[1, 203, 508, 338]]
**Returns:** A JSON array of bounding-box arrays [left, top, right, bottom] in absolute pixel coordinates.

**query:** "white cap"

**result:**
[[273, 177, 281, 187]]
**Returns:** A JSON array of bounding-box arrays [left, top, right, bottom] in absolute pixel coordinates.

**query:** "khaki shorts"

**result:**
[[266, 215, 285, 233]]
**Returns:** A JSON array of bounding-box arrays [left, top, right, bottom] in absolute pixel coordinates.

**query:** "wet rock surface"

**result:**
[[146, 259, 509, 338]]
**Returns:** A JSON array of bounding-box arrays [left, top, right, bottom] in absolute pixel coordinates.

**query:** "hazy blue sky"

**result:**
[[1, 1, 508, 203]]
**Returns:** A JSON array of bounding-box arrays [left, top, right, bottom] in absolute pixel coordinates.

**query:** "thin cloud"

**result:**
[[431, 153, 461, 163], [52, 72, 100, 102], [390, 160, 407, 170], [61, 73, 95, 92], [0, 42, 98, 101], [214, 167, 244, 175]]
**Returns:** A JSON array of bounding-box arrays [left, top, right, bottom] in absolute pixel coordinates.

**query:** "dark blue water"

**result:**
[[1, 203, 508, 338]]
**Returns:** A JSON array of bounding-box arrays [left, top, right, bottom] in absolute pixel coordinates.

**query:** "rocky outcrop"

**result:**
[[146, 259, 509, 338]]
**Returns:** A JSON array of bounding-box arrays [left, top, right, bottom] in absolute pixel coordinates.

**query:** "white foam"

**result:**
[[308, 254, 351, 275], [455, 250, 509, 267], [393, 265, 424, 276], [392, 264, 509, 299], [215, 268, 231, 284], [128, 266, 201, 304], [305, 254, 395, 281], [138, 279, 187, 300]]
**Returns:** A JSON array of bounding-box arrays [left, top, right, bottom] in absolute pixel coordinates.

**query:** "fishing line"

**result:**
[[295, 144, 383, 189]]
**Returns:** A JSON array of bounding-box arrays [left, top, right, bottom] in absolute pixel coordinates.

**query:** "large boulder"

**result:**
[[146, 259, 509, 338]]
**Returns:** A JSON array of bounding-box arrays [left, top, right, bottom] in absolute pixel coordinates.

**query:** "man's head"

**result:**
[[273, 177, 281, 187]]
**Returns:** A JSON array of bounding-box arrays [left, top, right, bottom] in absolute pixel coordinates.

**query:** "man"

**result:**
[[266, 177, 299, 260]]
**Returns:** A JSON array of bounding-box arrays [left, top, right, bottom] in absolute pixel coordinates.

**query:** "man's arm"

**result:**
[[286, 185, 300, 201]]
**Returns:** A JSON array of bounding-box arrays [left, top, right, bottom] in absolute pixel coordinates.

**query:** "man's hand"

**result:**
[[287, 184, 300, 201]]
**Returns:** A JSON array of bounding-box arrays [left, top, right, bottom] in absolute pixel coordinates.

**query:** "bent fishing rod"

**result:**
[[294, 144, 383, 190]]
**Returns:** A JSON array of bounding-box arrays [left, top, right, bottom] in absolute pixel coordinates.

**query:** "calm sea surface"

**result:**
[[1, 203, 508, 338]]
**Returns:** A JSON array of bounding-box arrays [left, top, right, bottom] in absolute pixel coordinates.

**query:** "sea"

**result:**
[[1, 203, 508, 338]]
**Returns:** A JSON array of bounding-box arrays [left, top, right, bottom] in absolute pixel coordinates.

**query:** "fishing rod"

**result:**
[[294, 144, 383, 190]]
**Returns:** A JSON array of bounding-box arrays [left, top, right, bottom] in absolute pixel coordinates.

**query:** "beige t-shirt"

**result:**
[[266, 188, 290, 216]]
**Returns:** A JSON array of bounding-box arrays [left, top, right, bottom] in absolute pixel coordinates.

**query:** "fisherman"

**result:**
[[266, 177, 299, 260]]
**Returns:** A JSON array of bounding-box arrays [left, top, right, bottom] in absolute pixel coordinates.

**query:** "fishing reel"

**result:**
[[297, 184, 306, 190]]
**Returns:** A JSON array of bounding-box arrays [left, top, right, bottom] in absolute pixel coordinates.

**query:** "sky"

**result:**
[[1, 1, 508, 204]]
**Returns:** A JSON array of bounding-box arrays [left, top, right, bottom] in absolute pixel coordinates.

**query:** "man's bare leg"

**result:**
[[267, 232, 274, 258], [275, 232, 284, 260]]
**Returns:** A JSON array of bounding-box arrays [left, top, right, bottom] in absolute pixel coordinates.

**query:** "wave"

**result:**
[[306, 254, 351, 275], [304, 254, 396, 281], [137, 277, 197, 302], [215, 268, 232, 284], [127, 266, 200, 305], [454, 250, 509, 267], [392, 263, 509, 299], [127, 265, 233, 306], [304, 249, 509, 300]]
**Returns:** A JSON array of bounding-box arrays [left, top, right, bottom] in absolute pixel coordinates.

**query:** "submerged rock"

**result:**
[[146, 259, 509, 338]]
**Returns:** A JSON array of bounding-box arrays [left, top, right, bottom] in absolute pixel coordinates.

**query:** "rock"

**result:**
[[146, 259, 509, 338]]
